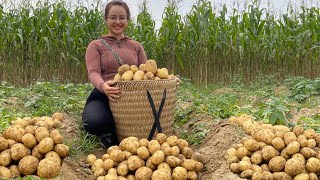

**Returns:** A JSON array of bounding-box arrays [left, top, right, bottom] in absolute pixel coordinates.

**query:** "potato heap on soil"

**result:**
[[86, 134, 205, 180], [226, 114, 320, 179], [114, 59, 176, 81], [0, 112, 69, 179]]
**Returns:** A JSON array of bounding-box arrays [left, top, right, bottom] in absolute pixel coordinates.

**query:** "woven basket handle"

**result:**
[[147, 89, 167, 140]]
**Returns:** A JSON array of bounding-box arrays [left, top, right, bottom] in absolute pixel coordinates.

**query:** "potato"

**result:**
[[286, 141, 300, 155], [93, 168, 106, 177], [139, 64, 146, 72], [0, 137, 8, 151], [114, 73, 122, 81], [117, 160, 129, 176], [101, 153, 109, 161], [244, 139, 260, 152], [0, 166, 11, 178], [161, 145, 172, 156], [151, 169, 172, 180], [281, 149, 290, 159], [102, 158, 114, 171], [251, 164, 263, 173], [151, 150, 165, 165], [262, 145, 280, 161], [307, 139, 316, 148], [126, 175, 136, 180], [181, 147, 193, 159], [32, 145, 44, 160], [126, 140, 140, 154], [292, 126, 304, 136], [236, 147, 249, 159], [118, 64, 130, 75], [128, 155, 145, 171], [156, 69, 169, 79], [294, 173, 309, 180], [25, 126, 36, 135], [52, 112, 64, 121], [10, 143, 31, 161], [172, 166, 188, 180], [191, 152, 206, 164], [292, 153, 306, 165], [35, 127, 49, 143], [49, 129, 63, 144], [300, 147, 316, 159], [284, 158, 305, 176], [123, 150, 133, 160], [268, 156, 286, 172], [158, 162, 172, 174], [37, 157, 61, 178], [309, 172, 318, 180], [262, 171, 274, 179], [273, 172, 291, 179], [45, 151, 61, 164], [136, 146, 150, 160], [9, 165, 20, 178], [229, 163, 240, 173], [18, 155, 39, 175], [258, 129, 275, 145], [165, 156, 181, 168], [303, 128, 316, 139], [7, 139, 17, 148], [108, 145, 121, 154], [306, 157, 320, 173], [155, 133, 167, 144], [181, 159, 198, 171], [238, 160, 251, 172], [10, 126, 25, 142], [166, 135, 179, 147], [177, 139, 189, 151], [172, 146, 180, 157], [194, 161, 204, 172], [21, 133, 37, 149], [148, 140, 161, 155], [240, 169, 254, 178], [146, 157, 156, 171], [259, 142, 267, 150], [242, 156, 251, 162], [234, 143, 244, 150], [139, 138, 149, 148], [273, 125, 290, 132], [297, 135, 308, 147], [187, 171, 197, 180], [275, 130, 285, 139], [261, 164, 270, 172], [252, 172, 263, 180], [272, 137, 286, 151], [104, 174, 118, 180], [135, 166, 152, 180], [92, 159, 104, 172], [0, 149, 11, 166], [37, 137, 54, 154], [110, 149, 126, 162], [145, 59, 157, 75], [284, 132, 297, 145], [121, 70, 134, 81]]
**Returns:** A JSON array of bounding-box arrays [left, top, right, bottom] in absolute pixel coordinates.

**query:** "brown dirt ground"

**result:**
[[55, 105, 320, 180]]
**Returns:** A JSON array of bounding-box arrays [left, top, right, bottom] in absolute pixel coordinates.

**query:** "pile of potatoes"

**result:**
[[114, 59, 176, 81], [226, 114, 320, 179], [86, 133, 205, 180], [0, 112, 69, 179]]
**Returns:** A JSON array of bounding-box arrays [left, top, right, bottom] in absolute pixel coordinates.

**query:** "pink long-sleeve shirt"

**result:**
[[85, 35, 147, 92]]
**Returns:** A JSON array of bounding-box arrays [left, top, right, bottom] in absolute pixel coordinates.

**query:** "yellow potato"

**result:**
[[92, 159, 104, 172], [297, 135, 308, 147], [156, 69, 169, 79], [158, 162, 172, 174], [181, 147, 193, 159], [145, 59, 157, 75], [133, 70, 145, 81], [116, 160, 129, 176], [250, 150, 263, 165], [306, 157, 320, 173], [148, 140, 160, 155], [273, 172, 291, 179], [284, 132, 297, 145], [126, 140, 140, 155], [130, 65, 138, 73], [0, 166, 11, 179], [240, 169, 254, 178], [143, 72, 155, 80], [9, 165, 20, 178], [261, 145, 279, 161], [21, 133, 37, 149], [37, 157, 61, 178], [110, 149, 126, 162], [172, 166, 188, 180], [151, 150, 165, 165], [268, 156, 286, 172], [32, 145, 44, 160], [49, 129, 63, 144], [0, 149, 11, 166], [137, 146, 150, 160], [52, 112, 64, 121], [121, 70, 134, 81], [135, 166, 152, 180], [138, 64, 146, 72], [284, 158, 305, 176], [128, 155, 145, 171], [35, 127, 49, 143], [93, 168, 106, 177], [303, 128, 316, 139], [272, 137, 286, 151], [238, 160, 252, 172], [187, 171, 197, 180], [165, 156, 181, 168], [118, 64, 130, 75], [155, 133, 167, 144], [45, 151, 61, 164], [229, 163, 240, 173], [292, 126, 304, 136], [10, 143, 31, 161], [139, 138, 149, 148], [0, 137, 9, 151], [38, 137, 54, 154], [151, 169, 172, 180], [102, 158, 114, 171], [286, 141, 300, 155], [18, 155, 39, 175]]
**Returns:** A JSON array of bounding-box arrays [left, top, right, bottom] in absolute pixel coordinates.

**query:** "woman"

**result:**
[[82, 0, 147, 147]]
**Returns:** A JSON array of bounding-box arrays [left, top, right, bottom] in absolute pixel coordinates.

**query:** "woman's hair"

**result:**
[[104, 0, 131, 21]]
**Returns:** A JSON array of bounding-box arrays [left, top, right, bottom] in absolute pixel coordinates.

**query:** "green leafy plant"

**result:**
[[262, 96, 289, 125]]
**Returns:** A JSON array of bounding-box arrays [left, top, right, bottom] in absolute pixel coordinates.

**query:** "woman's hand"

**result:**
[[102, 80, 120, 102]]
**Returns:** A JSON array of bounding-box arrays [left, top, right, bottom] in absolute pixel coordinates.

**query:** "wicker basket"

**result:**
[[109, 79, 177, 141]]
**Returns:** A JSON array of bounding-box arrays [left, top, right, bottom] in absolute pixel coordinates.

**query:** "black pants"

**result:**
[[82, 88, 118, 145]]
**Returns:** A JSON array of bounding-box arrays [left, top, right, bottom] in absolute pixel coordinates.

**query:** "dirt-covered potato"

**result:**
[[118, 64, 130, 75], [181, 159, 197, 171], [139, 64, 146, 72], [10, 126, 25, 143], [156, 68, 169, 79], [158, 162, 172, 174], [18, 155, 39, 175], [238, 160, 252, 172], [121, 70, 134, 81], [145, 59, 157, 75], [151, 150, 165, 165], [284, 158, 305, 176], [292, 153, 306, 165], [139, 138, 149, 148], [292, 126, 304, 136], [165, 156, 181, 168], [252, 172, 263, 180], [307, 139, 317, 148], [251, 164, 263, 173], [21, 133, 37, 149], [240, 169, 254, 178], [286, 141, 300, 155], [37, 137, 54, 154], [274, 130, 285, 139], [166, 135, 179, 147], [31, 145, 44, 160], [297, 135, 308, 148], [268, 156, 286, 172], [137, 146, 150, 160], [135, 166, 152, 180], [229, 163, 240, 173], [153, 134, 166, 145], [114, 73, 122, 81], [126, 140, 140, 154], [87, 154, 97, 166], [93, 168, 106, 177], [172, 166, 188, 180], [181, 147, 193, 159], [284, 132, 297, 145], [116, 160, 129, 176], [280, 149, 290, 160], [177, 139, 189, 151], [45, 151, 61, 164], [187, 171, 197, 180], [272, 125, 290, 132], [130, 65, 138, 73], [306, 157, 320, 173], [171, 146, 180, 157], [49, 129, 63, 144], [244, 139, 260, 152], [104, 174, 118, 180], [9, 165, 20, 178], [273, 172, 291, 179], [191, 152, 206, 164], [309, 172, 318, 180], [35, 127, 49, 143], [52, 112, 64, 121], [260, 164, 270, 172], [262, 145, 280, 161], [128, 155, 145, 171], [102, 158, 114, 171], [148, 140, 161, 155], [10, 143, 31, 161], [37, 157, 61, 178], [0, 137, 8, 151], [146, 157, 156, 171], [109, 149, 126, 162], [151, 169, 172, 180], [92, 159, 104, 172], [300, 147, 316, 159], [0, 166, 11, 179], [143, 72, 155, 80], [7, 139, 17, 148], [107, 145, 121, 154], [0, 149, 11, 166], [303, 128, 316, 139], [272, 137, 286, 151], [293, 173, 309, 180], [236, 147, 249, 159]]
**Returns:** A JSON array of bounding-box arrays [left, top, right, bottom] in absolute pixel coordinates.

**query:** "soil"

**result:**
[[52, 105, 320, 180]]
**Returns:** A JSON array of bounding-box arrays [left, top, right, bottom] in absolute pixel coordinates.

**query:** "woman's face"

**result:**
[[106, 5, 128, 38]]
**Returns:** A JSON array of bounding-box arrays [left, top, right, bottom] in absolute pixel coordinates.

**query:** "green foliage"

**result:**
[[262, 97, 290, 125], [300, 113, 320, 133], [285, 77, 320, 102]]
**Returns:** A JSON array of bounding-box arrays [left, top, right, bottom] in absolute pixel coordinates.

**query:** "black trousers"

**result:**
[[82, 88, 118, 144]]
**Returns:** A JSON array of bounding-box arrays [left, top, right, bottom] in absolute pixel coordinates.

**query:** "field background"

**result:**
[[0, 0, 319, 86]]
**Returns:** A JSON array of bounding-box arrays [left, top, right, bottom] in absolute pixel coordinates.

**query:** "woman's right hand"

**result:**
[[102, 80, 120, 102]]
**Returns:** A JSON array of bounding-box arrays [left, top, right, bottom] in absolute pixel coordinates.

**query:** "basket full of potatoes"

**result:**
[[110, 59, 178, 141]]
